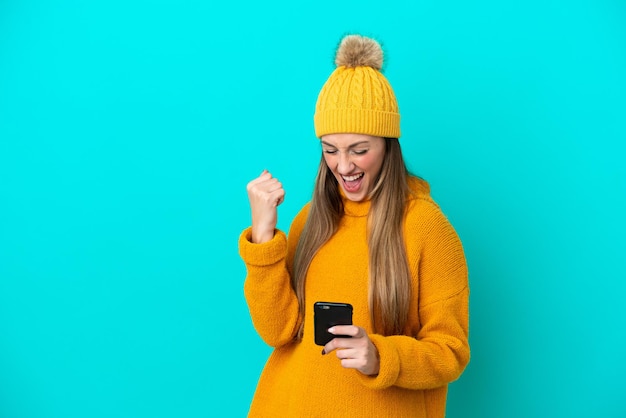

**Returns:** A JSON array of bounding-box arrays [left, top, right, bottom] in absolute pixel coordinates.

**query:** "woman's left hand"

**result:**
[[322, 325, 380, 376]]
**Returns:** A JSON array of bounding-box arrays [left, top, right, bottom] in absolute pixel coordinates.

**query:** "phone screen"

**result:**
[[313, 302, 353, 346]]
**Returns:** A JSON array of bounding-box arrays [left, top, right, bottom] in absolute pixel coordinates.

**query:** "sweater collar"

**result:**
[[340, 191, 371, 217]]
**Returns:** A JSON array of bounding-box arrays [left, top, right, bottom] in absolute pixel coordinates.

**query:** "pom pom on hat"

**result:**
[[314, 34, 400, 139], [335, 34, 383, 70]]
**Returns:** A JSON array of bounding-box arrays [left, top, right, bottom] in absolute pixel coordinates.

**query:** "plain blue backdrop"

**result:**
[[1, 1, 625, 417]]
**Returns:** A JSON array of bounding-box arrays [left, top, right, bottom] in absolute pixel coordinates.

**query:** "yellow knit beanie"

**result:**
[[314, 34, 400, 139]]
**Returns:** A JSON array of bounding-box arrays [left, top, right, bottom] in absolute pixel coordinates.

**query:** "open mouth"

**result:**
[[341, 173, 364, 192]]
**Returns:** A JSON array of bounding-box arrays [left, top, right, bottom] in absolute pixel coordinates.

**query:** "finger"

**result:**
[[322, 337, 343, 355], [334, 348, 359, 360], [328, 325, 362, 338], [327, 337, 360, 352], [264, 180, 283, 194], [322, 335, 357, 355], [251, 175, 280, 193], [248, 180, 282, 200], [338, 357, 369, 370], [275, 190, 285, 206], [267, 189, 285, 207], [246, 177, 266, 192]]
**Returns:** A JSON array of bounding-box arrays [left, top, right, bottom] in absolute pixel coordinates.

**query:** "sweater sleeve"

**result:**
[[356, 202, 470, 390], [239, 205, 310, 347]]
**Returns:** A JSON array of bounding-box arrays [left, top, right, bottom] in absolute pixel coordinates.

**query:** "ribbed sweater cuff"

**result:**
[[238, 227, 287, 266], [355, 334, 400, 389]]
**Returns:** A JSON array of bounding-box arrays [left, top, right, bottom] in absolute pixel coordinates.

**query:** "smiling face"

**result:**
[[320, 133, 386, 202]]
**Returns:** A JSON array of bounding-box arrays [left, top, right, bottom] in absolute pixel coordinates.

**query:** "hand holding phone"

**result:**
[[314, 302, 353, 346]]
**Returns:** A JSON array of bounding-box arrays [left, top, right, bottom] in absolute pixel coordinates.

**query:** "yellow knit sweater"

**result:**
[[238, 177, 469, 417]]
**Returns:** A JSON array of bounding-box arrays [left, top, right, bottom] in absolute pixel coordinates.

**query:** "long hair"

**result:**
[[291, 138, 412, 339]]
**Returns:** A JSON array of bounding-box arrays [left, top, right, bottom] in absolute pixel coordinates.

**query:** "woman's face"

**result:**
[[321, 133, 386, 202]]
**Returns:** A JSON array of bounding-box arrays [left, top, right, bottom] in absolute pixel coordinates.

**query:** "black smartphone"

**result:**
[[314, 301, 353, 346]]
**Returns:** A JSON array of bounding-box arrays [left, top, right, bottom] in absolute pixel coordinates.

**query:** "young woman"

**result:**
[[239, 34, 470, 417]]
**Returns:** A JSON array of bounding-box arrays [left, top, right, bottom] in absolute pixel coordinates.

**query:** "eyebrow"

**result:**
[[321, 141, 370, 148]]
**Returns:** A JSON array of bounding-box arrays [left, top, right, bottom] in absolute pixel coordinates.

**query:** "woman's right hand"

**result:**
[[246, 170, 285, 243]]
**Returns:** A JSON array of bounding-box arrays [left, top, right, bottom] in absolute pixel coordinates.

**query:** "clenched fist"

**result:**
[[246, 170, 285, 243]]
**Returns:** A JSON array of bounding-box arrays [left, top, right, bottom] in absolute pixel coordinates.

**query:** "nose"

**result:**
[[336, 151, 354, 174]]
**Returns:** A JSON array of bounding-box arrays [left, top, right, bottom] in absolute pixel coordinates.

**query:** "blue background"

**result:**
[[1, 1, 625, 417]]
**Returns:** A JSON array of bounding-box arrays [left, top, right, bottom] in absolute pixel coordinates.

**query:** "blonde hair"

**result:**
[[291, 138, 412, 339]]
